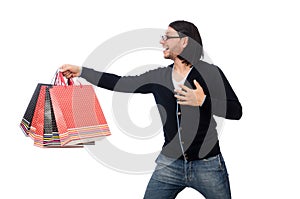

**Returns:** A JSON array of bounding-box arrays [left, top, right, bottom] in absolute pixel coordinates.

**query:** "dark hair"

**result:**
[[169, 20, 203, 65]]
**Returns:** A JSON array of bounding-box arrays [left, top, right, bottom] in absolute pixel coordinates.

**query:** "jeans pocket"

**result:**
[[201, 154, 225, 171], [202, 154, 219, 162], [217, 154, 227, 171], [218, 155, 224, 170]]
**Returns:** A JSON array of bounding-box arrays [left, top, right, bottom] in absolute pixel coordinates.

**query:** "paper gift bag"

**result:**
[[20, 82, 85, 147], [43, 85, 62, 147], [29, 85, 47, 147], [43, 86, 87, 147], [49, 73, 111, 146], [20, 83, 56, 146], [20, 83, 51, 136], [28, 84, 92, 147], [20, 71, 110, 147]]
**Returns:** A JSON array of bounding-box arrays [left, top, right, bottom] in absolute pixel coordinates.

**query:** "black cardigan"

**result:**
[[81, 60, 242, 160]]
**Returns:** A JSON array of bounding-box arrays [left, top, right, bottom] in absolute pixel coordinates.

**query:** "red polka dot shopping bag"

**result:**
[[20, 71, 111, 147]]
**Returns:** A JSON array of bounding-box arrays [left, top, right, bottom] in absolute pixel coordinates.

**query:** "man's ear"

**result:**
[[182, 37, 189, 48]]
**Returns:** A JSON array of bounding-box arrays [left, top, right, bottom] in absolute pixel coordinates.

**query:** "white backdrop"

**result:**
[[1, 0, 299, 198]]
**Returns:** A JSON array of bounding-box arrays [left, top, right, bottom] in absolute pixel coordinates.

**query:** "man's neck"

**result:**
[[173, 58, 192, 74]]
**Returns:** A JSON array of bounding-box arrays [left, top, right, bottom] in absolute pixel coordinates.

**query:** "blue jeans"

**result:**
[[143, 153, 231, 199]]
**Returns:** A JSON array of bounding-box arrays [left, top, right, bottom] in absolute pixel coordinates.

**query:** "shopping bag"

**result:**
[[20, 71, 110, 147], [28, 81, 95, 147], [20, 83, 56, 146], [49, 72, 111, 146], [29, 85, 47, 147], [43, 85, 61, 146], [20, 83, 51, 136], [43, 86, 89, 147]]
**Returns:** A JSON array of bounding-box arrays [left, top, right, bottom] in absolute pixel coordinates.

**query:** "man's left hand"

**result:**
[[174, 80, 206, 106]]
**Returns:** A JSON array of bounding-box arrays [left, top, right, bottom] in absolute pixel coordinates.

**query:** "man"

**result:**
[[61, 20, 242, 199]]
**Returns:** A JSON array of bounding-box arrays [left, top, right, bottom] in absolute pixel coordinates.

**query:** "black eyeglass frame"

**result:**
[[161, 35, 183, 41]]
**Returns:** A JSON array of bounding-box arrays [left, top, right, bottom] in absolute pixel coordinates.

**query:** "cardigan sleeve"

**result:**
[[80, 66, 156, 94], [204, 67, 242, 120]]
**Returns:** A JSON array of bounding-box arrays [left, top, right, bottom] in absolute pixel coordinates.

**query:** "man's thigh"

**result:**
[[143, 176, 185, 199]]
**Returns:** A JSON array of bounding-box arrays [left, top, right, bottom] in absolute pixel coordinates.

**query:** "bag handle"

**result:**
[[53, 70, 74, 86], [52, 70, 83, 87]]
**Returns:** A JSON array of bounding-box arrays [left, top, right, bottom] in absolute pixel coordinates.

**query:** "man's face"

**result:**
[[160, 27, 186, 60]]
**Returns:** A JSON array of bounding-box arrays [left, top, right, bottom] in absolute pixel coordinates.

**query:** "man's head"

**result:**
[[160, 20, 203, 65]]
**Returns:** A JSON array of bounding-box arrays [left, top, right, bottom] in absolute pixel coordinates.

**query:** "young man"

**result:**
[[61, 20, 242, 199]]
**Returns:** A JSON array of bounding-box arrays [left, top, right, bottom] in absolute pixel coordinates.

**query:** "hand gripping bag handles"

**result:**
[[50, 72, 111, 146]]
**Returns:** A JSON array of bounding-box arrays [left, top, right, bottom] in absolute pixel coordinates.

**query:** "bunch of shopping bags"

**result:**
[[20, 71, 111, 147]]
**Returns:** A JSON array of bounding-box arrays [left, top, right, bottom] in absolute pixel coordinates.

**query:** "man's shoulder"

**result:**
[[145, 65, 172, 74], [193, 60, 219, 73], [194, 60, 218, 69]]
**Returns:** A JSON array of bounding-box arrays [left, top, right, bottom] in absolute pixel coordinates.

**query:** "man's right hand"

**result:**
[[60, 64, 82, 78]]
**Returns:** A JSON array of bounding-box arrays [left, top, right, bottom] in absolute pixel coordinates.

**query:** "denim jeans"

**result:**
[[143, 153, 231, 199]]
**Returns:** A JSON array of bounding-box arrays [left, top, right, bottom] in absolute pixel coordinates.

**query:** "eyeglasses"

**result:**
[[161, 35, 182, 41]]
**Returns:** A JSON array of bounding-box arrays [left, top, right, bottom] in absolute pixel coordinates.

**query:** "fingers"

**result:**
[[178, 80, 203, 91], [174, 88, 190, 103], [177, 100, 189, 105], [193, 79, 201, 89], [174, 88, 187, 96], [174, 85, 190, 102], [60, 64, 78, 73], [174, 93, 187, 101], [174, 81, 205, 106], [63, 71, 73, 79], [179, 84, 190, 92], [60, 64, 70, 72], [59, 64, 81, 78]]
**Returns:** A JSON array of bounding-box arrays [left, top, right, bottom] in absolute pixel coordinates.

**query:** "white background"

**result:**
[[1, 0, 300, 198]]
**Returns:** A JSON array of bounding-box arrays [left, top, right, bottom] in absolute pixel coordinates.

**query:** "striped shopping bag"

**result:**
[[20, 83, 50, 136]]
